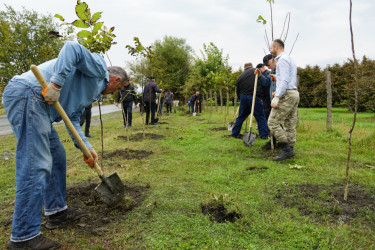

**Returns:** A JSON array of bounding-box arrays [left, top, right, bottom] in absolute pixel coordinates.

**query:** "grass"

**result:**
[[0, 107, 374, 249]]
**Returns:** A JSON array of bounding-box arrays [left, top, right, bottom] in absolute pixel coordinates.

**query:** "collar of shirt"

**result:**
[[276, 52, 286, 61]]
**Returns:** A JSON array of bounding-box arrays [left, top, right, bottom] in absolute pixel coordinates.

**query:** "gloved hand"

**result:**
[[272, 92, 275, 98], [271, 96, 280, 109], [42, 82, 61, 103], [83, 148, 98, 168], [115, 103, 119, 107], [254, 68, 261, 76], [270, 74, 276, 82]]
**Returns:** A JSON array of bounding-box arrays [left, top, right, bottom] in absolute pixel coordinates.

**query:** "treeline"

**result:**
[[1, 5, 374, 112], [298, 56, 375, 112]]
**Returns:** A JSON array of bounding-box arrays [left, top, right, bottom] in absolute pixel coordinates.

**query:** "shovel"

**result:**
[[243, 74, 259, 147], [193, 102, 197, 116], [228, 106, 240, 131], [30, 65, 125, 206]]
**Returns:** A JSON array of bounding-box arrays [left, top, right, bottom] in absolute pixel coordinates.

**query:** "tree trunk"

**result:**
[[326, 70, 332, 131], [226, 88, 229, 114], [220, 89, 223, 112], [206, 92, 209, 110], [214, 91, 218, 112], [209, 89, 213, 111]]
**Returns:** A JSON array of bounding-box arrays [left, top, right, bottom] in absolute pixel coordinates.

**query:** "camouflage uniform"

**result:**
[[268, 90, 299, 147]]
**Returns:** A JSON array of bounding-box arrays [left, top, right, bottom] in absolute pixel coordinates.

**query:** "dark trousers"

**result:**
[[121, 101, 133, 126], [197, 101, 202, 113], [80, 106, 92, 136], [144, 101, 156, 124], [262, 97, 271, 121], [231, 95, 269, 138], [166, 103, 172, 113]]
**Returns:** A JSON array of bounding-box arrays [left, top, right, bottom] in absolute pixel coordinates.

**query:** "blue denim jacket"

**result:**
[[10, 41, 109, 149]]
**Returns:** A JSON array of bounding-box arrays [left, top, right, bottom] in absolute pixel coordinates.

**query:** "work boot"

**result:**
[[6, 234, 61, 249], [274, 142, 295, 161], [45, 208, 86, 229]]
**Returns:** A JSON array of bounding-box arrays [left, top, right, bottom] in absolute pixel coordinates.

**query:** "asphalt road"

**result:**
[[0, 104, 128, 136]]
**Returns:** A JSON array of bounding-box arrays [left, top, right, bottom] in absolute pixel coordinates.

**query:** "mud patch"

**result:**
[[103, 149, 153, 160], [201, 201, 241, 223], [117, 133, 165, 142], [275, 183, 375, 226], [41, 182, 149, 235], [209, 127, 227, 131], [247, 166, 268, 172]]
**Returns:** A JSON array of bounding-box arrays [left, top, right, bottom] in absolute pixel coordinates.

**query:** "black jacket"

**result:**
[[143, 81, 162, 103], [116, 85, 137, 103], [236, 67, 262, 99]]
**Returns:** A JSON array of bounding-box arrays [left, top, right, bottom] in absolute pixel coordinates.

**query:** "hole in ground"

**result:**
[[201, 201, 241, 223], [103, 149, 153, 160], [117, 133, 165, 142]]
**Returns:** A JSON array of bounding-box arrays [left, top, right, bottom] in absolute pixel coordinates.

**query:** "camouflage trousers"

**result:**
[[268, 90, 300, 147]]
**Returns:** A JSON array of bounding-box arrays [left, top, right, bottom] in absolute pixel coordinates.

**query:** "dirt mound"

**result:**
[[209, 127, 227, 131], [275, 183, 375, 226], [117, 133, 165, 142], [103, 149, 153, 160], [201, 201, 241, 223], [41, 182, 149, 235]]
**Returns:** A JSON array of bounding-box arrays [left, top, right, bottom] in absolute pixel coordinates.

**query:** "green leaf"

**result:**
[[92, 22, 103, 35], [256, 15, 267, 25], [75, 1, 91, 22], [90, 12, 102, 25], [72, 19, 89, 28], [77, 30, 91, 38], [54, 14, 65, 22]]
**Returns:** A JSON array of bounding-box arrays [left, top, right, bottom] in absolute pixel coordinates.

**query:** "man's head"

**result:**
[[167, 90, 171, 93], [270, 39, 284, 57], [102, 66, 129, 94], [262, 54, 277, 70], [244, 62, 253, 70], [149, 76, 155, 82]]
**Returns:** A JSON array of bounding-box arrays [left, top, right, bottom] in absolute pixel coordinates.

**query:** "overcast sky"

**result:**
[[1, 0, 374, 71]]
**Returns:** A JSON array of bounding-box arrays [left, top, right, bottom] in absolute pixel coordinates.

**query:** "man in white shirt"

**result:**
[[268, 39, 300, 161]]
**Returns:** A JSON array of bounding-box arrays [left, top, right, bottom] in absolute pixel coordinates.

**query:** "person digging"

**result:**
[[3, 41, 130, 249], [143, 76, 162, 125], [268, 39, 300, 161]]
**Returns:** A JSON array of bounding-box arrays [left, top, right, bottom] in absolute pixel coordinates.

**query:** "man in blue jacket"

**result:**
[[3, 41, 129, 249]]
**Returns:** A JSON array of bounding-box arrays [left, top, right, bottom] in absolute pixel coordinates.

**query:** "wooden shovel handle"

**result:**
[[30, 65, 103, 176], [248, 74, 258, 132]]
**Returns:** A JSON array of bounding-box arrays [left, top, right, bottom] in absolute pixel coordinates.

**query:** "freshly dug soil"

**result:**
[[117, 133, 165, 142], [275, 183, 375, 226], [209, 127, 227, 131], [41, 181, 149, 235], [201, 201, 241, 223], [247, 166, 268, 172], [103, 149, 153, 160]]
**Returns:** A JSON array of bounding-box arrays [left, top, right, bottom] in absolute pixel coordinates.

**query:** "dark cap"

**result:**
[[263, 54, 272, 65], [256, 63, 263, 69], [149, 76, 155, 80]]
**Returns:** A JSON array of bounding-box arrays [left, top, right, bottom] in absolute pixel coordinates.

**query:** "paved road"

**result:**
[[0, 104, 131, 136]]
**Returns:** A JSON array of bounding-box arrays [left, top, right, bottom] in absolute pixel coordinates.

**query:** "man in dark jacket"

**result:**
[[196, 90, 202, 113], [80, 103, 93, 137], [143, 76, 162, 125], [116, 80, 137, 128], [231, 62, 269, 139], [164, 90, 174, 113]]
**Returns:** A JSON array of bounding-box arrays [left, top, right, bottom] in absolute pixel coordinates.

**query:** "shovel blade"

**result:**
[[228, 122, 234, 131], [95, 172, 125, 206], [193, 112, 196, 116], [243, 132, 256, 147]]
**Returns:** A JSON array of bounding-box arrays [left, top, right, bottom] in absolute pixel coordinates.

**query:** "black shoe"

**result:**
[[85, 134, 93, 138], [45, 208, 86, 229], [260, 136, 269, 140], [274, 142, 295, 161], [150, 123, 157, 125], [6, 234, 61, 249], [261, 137, 277, 150]]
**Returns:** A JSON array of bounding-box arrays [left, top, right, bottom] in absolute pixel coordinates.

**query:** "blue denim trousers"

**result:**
[[231, 95, 269, 138], [121, 101, 133, 126], [3, 82, 67, 242]]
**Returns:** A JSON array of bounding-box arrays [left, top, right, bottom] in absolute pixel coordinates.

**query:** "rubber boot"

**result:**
[[274, 142, 295, 161]]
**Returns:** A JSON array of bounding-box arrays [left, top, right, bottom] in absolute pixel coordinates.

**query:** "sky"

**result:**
[[1, 0, 374, 72]]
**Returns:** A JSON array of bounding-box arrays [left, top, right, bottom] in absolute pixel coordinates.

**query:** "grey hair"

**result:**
[[107, 66, 129, 82]]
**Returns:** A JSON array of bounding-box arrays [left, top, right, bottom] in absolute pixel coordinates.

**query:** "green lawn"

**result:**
[[0, 107, 374, 249]]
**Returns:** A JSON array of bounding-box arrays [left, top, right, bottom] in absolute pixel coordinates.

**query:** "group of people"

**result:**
[[2, 38, 299, 249], [231, 39, 299, 162], [187, 90, 202, 113]]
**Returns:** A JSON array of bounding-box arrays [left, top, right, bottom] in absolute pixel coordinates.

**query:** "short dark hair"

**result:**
[[256, 63, 263, 69], [263, 54, 272, 65], [149, 76, 155, 80], [244, 62, 253, 69], [273, 39, 284, 49]]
